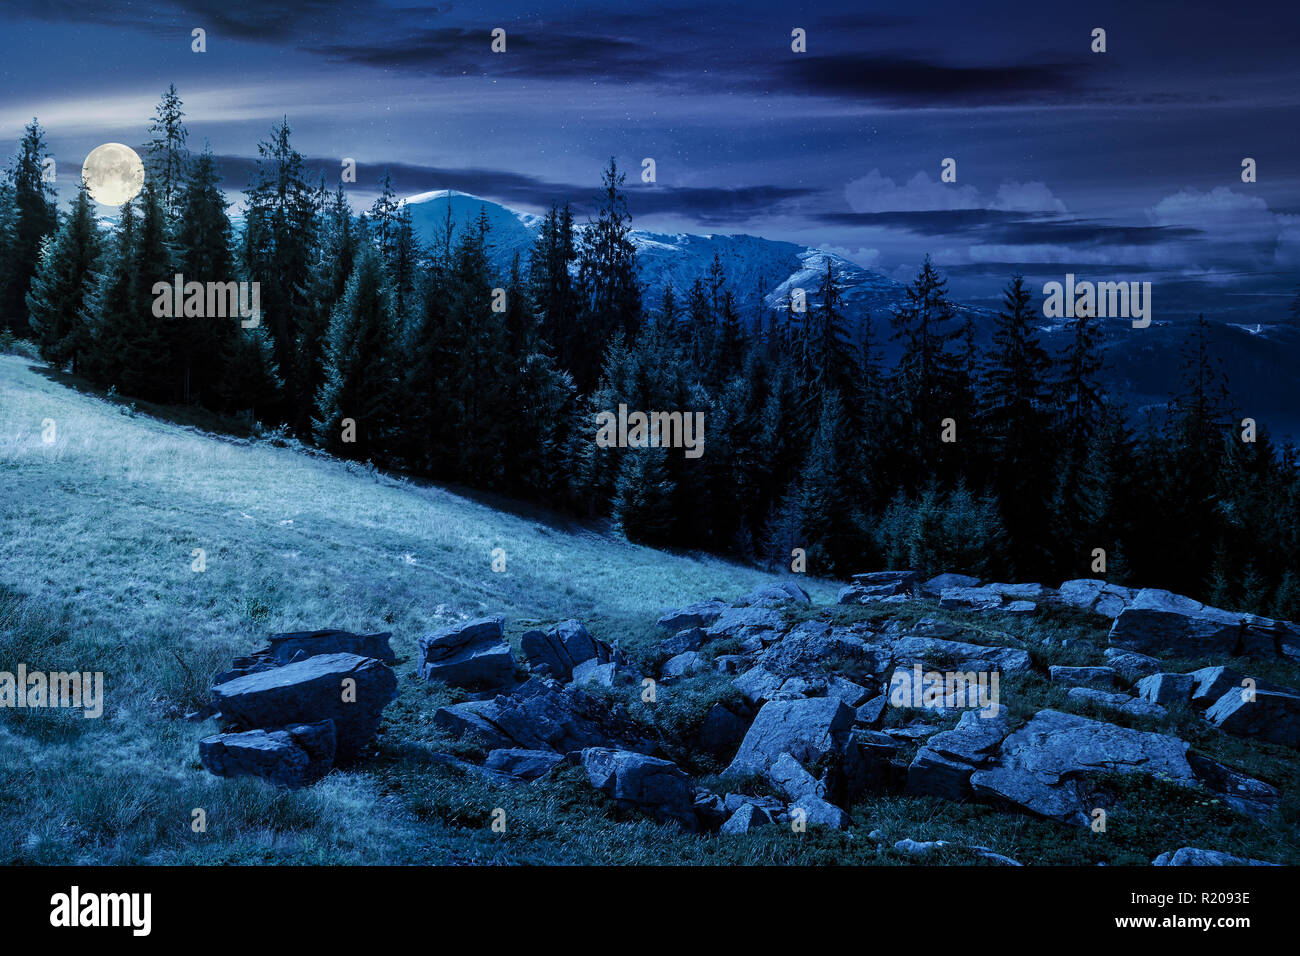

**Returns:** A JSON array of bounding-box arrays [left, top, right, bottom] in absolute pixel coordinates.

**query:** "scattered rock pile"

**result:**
[[199, 630, 398, 788], [192, 571, 1299, 863]]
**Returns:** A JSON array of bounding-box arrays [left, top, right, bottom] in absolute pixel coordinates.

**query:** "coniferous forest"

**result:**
[[3, 89, 1299, 618]]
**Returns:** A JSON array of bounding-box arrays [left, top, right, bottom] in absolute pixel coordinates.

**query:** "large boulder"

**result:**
[[1049, 665, 1119, 691], [1066, 687, 1167, 719], [921, 573, 981, 596], [733, 665, 786, 706], [1058, 579, 1137, 619], [1136, 672, 1198, 706], [1102, 648, 1163, 682], [1205, 686, 1300, 747], [725, 696, 855, 779], [658, 627, 704, 658], [265, 629, 396, 666], [698, 703, 749, 756], [839, 570, 921, 605], [1108, 589, 1247, 657], [211, 652, 397, 760], [890, 636, 1033, 675], [742, 580, 811, 607], [886, 663, 1002, 714], [706, 605, 786, 642], [906, 710, 1011, 801], [969, 710, 1197, 825], [719, 801, 774, 834], [759, 621, 891, 679], [199, 720, 336, 788], [433, 677, 655, 754], [789, 795, 852, 830], [417, 617, 515, 689], [484, 748, 565, 780], [1187, 666, 1292, 709], [661, 651, 709, 679], [214, 629, 397, 683], [519, 619, 617, 680], [581, 748, 698, 830], [657, 599, 728, 631], [938, 586, 1007, 612]]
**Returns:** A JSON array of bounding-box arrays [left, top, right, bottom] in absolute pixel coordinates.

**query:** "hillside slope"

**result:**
[[0, 354, 831, 863]]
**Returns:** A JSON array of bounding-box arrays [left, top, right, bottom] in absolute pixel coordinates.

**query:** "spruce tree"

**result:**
[[889, 256, 962, 485], [172, 147, 236, 403], [147, 84, 189, 220], [574, 158, 641, 390], [313, 244, 398, 458], [1, 119, 57, 334], [241, 119, 317, 430], [981, 275, 1055, 573], [27, 183, 101, 372]]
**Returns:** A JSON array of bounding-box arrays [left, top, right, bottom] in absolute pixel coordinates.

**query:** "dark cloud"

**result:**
[[771, 55, 1086, 106], [311, 27, 664, 81], [816, 210, 1057, 237], [816, 210, 1202, 246]]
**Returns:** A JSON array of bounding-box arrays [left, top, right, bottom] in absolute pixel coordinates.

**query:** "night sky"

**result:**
[[2, 0, 1297, 318]]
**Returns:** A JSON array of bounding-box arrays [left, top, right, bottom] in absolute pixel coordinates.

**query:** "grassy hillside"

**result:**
[[0, 354, 836, 863], [3, 353, 1296, 866]]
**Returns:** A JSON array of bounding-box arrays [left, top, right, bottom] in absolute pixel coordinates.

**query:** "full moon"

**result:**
[[81, 143, 145, 207]]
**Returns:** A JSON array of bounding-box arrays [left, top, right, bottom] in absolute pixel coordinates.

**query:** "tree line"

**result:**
[[3, 86, 1298, 620]]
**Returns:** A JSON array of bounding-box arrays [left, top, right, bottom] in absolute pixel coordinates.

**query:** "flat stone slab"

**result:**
[[211, 652, 396, 760], [969, 709, 1196, 825]]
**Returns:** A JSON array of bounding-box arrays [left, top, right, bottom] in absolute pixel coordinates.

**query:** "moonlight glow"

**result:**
[[81, 142, 145, 206]]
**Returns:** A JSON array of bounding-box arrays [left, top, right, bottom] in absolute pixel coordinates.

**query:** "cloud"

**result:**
[[1146, 186, 1299, 269], [211, 154, 816, 224], [843, 169, 1067, 216], [991, 180, 1066, 214], [845, 170, 980, 212], [775, 55, 1086, 107]]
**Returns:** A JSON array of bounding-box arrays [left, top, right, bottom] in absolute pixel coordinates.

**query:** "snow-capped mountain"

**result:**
[[401, 190, 928, 332], [400, 190, 1300, 438]]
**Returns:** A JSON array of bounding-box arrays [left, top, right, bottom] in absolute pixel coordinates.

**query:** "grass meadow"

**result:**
[[2, 351, 1297, 865]]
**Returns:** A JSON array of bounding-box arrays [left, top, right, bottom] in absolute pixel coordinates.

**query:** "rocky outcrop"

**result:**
[[1058, 579, 1137, 619], [889, 636, 1032, 674], [839, 570, 920, 605], [1205, 686, 1300, 747], [725, 696, 856, 779], [742, 581, 811, 607], [433, 677, 655, 754], [214, 629, 396, 683], [484, 748, 565, 780], [906, 711, 1011, 801], [1102, 587, 1284, 660], [199, 719, 336, 788], [759, 621, 891, 679], [1136, 672, 1198, 706], [211, 652, 397, 761], [656, 599, 728, 632], [1102, 648, 1162, 682], [1066, 687, 1167, 719], [581, 748, 699, 830], [1049, 665, 1119, 690], [417, 617, 515, 689], [520, 619, 620, 681], [969, 710, 1197, 825]]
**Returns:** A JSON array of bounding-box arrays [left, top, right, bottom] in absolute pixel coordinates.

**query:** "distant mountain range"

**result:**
[[404, 190, 1300, 441]]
